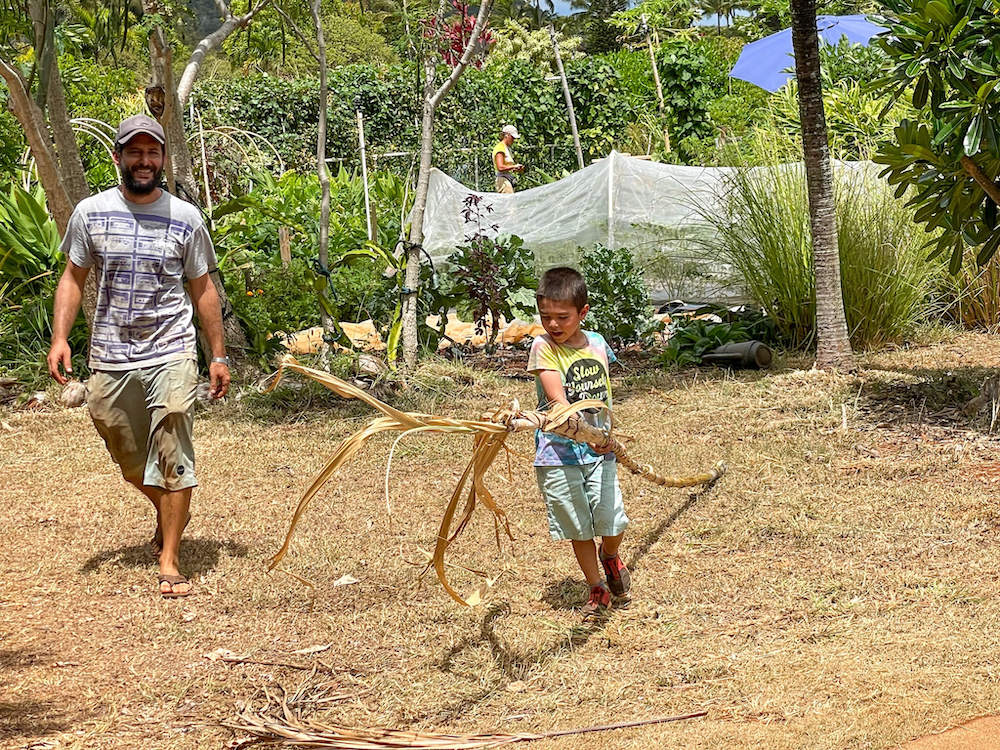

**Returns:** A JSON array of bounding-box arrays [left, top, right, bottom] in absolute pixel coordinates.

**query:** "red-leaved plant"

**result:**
[[423, 0, 494, 68]]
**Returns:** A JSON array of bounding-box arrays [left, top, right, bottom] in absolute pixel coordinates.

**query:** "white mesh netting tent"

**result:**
[[419, 151, 874, 303], [420, 151, 735, 301]]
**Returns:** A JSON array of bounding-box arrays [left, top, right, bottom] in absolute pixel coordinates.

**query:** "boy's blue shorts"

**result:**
[[535, 459, 629, 541]]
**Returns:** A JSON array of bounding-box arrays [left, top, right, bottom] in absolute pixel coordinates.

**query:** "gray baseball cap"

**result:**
[[115, 114, 165, 147]]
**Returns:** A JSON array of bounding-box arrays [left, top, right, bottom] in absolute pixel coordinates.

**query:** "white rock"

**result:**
[[60, 380, 87, 408]]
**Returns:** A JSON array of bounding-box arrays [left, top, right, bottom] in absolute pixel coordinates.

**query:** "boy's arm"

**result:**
[[536, 369, 612, 454], [537, 369, 569, 407]]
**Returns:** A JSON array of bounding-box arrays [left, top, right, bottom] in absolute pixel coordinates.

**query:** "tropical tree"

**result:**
[[0, 0, 272, 354], [874, 0, 1000, 273], [789, 0, 856, 369], [402, 0, 495, 369]]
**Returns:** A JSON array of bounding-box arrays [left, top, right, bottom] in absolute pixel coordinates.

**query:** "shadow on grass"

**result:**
[[857, 365, 1000, 433], [0, 699, 73, 743], [79, 537, 249, 575], [432, 461, 724, 719]]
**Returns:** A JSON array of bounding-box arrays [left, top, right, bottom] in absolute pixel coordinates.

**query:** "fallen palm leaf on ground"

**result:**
[[266, 358, 726, 605], [227, 699, 708, 748]]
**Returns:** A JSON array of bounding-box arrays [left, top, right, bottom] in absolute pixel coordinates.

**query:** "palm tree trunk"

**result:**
[[789, 0, 855, 371]]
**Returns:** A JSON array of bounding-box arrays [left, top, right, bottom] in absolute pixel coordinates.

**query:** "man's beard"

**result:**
[[120, 163, 163, 195]]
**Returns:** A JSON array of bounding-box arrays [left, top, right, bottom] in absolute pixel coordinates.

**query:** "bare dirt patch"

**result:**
[[3, 332, 1000, 749]]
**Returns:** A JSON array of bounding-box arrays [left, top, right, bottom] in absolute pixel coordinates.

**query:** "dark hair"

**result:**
[[536, 266, 588, 310]]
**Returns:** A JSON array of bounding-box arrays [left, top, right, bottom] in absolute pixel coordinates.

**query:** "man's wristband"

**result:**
[[211, 356, 230, 367]]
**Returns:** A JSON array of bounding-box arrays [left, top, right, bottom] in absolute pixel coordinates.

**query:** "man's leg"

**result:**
[[157, 487, 192, 595], [600, 533, 623, 558]]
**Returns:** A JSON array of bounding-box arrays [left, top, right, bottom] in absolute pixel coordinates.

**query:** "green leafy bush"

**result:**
[[656, 42, 715, 144], [0, 185, 63, 286], [444, 195, 537, 352], [661, 319, 755, 366], [578, 243, 660, 347], [660, 306, 777, 366]]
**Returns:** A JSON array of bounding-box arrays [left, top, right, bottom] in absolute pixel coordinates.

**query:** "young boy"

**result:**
[[527, 267, 630, 617]]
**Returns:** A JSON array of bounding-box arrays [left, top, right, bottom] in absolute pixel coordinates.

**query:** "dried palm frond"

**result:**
[[226, 700, 708, 748], [266, 359, 726, 605]]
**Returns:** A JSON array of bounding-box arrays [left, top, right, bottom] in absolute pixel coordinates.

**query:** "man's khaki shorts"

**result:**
[[87, 359, 198, 492], [495, 176, 515, 194]]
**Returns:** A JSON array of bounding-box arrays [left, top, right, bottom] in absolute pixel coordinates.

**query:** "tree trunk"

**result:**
[[549, 25, 584, 170], [311, 0, 333, 332], [175, 0, 275, 107], [29, 0, 89, 205], [401, 0, 495, 370], [403, 64, 438, 371], [789, 0, 855, 371], [0, 60, 74, 233]]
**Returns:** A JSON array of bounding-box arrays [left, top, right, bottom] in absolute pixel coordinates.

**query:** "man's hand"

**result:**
[[47, 340, 73, 385], [514, 164, 525, 173], [208, 361, 230, 399]]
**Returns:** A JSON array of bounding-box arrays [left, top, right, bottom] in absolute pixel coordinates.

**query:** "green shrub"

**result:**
[[444, 196, 537, 351], [578, 243, 660, 347], [660, 313, 775, 366], [695, 164, 938, 351], [0, 278, 89, 388]]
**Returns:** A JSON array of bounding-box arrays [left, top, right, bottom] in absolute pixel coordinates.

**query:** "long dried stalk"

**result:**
[[226, 704, 708, 748], [266, 359, 725, 605]]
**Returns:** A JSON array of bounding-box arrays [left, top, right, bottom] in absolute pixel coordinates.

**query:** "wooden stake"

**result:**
[[549, 25, 584, 170]]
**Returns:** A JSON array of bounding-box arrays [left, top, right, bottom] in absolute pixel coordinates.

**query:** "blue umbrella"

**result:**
[[729, 15, 887, 93]]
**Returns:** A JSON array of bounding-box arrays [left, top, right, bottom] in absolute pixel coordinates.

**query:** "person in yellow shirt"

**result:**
[[492, 124, 524, 194]]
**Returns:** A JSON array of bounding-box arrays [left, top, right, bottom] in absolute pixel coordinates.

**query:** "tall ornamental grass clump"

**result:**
[[697, 164, 938, 351]]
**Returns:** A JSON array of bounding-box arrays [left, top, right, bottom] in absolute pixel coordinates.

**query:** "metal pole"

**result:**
[[357, 109, 374, 242], [607, 151, 615, 249], [549, 24, 584, 170]]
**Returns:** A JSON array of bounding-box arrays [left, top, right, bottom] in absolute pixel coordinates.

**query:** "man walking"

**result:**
[[492, 124, 524, 194], [47, 114, 230, 598]]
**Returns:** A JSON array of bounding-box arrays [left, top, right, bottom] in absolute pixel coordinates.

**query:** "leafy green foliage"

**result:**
[[578, 243, 660, 347], [657, 41, 714, 143], [445, 195, 537, 352], [660, 313, 773, 366], [874, 0, 1000, 271], [581, 0, 628, 54], [0, 276, 89, 388], [224, 258, 321, 361], [609, 0, 701, 36], [487, 19, 582, 71], [0, 185, 62, 286], [221, 0, 398, 75]]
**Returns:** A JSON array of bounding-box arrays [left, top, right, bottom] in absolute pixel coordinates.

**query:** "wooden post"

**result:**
[[278, 226, 291, 268], [644, 15, 671, 154], [549, 25, 584, 170], [357, 109, 374, 242]]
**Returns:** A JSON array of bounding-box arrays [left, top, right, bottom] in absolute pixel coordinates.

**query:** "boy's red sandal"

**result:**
[[600, 547, 631, 598], [581, 582, 611, 619]]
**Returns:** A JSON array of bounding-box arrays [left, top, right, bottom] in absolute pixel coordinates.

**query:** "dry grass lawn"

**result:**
[[4, 332, 1000, 749]]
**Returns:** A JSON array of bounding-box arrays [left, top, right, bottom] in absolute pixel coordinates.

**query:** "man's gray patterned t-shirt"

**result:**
[[61, 188, 215, 371]]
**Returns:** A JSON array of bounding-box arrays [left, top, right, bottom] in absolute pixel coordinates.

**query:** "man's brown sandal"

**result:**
[[159, 574, 192, 598]]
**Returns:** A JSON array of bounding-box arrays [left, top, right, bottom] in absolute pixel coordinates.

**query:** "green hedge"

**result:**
[[189, 47, 722, 182]]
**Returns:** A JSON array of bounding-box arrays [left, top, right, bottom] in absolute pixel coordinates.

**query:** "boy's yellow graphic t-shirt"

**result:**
[[527, 330, 616, 466]]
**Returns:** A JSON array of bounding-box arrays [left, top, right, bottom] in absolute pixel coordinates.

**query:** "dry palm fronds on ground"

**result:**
[[266, 359, 725, 605], [227, 686, 707, 748]]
